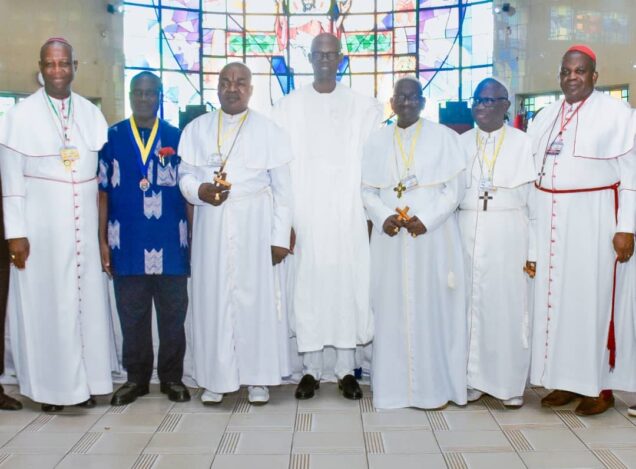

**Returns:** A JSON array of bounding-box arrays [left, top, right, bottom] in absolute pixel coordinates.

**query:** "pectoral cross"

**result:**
[[214, 170, 232, 190], [394, 181, 406, 199], [395, 206, 411, 222], [479, 191, 493, 211]]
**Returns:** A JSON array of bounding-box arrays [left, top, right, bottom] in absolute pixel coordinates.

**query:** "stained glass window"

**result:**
[[123, 0, 494, 124]]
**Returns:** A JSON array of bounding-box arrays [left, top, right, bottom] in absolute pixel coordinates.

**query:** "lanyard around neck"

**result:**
[[394, 119, 423, 176], [130, 117, 159, 165]]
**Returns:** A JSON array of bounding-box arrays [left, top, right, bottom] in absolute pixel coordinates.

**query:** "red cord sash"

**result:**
[[535, 181, 620, 369]]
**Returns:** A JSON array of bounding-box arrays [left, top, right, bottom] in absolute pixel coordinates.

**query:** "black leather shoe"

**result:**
[[110, 382, 149, 406], [160, 382, 191, 403], [41, 404, 64, 412], [338, 374, 363, 400], [0, 387, 22, 411], [295, 374, 319, 400], [76, 396, 97, 408]]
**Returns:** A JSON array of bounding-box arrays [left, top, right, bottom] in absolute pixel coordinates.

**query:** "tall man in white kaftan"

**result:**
[[362, 77, 467, 410], [529, 45, 636, 416], [179, 63, 293, 405], [0, 38, 113, 411], [458, 78, 536, 408], [272, 33, 383, 400]]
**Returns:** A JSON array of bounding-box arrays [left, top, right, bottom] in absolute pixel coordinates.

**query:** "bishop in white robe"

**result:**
[[0, 39, 113, 409], [529, 45, 636, 416], [458, 78, 537, 408], [362, 77, 467, 410], [178, 63, 293, 405], [271, 33, 383, 399]]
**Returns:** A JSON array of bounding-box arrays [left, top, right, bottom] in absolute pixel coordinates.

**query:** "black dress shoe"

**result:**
[[338, 374, 363, 400], [110, 382, 149, 406], [295, 374, 319, 400], [0, 390, 22, 411], [76, 396, 96, 408], [160, 382, 191, 403], [41, 403, 64, 412]]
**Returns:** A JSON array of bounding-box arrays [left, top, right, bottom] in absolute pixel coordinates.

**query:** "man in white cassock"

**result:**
[[272, 33, 382, 400], [529, 45, 636, 416], [0, 38, 113, 411], [458, 78, 536, 409], [362, 77, 467, 410], [178, 63, 293, 405]]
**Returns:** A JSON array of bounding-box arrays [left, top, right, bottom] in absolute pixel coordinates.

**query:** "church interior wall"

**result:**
[[0, 0, 125, 124], [494, 0, 636, 107]]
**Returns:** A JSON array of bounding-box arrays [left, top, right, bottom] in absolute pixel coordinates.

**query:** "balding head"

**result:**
[[218, 62, 253, 115], [471, 77, 510, 132], [39, 38, 77, 99], [309, 33, 342, 87], [473, 78, 508, 100]]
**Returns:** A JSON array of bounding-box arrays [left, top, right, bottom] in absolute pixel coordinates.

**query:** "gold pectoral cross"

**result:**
[[394, 181, 406, 199], [213, 170, 232, 190]]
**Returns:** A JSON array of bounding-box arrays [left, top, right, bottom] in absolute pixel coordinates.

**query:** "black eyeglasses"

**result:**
[[470, 96, 508, 107], [393, 93, 424, 104], [310, 51, 340, 61]]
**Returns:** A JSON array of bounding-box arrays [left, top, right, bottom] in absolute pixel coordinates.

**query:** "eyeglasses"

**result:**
[[470, 96, 508, 107], [393, 93, 424, 104], [131, 89, 160, 98], [310, 51, 340, 61]]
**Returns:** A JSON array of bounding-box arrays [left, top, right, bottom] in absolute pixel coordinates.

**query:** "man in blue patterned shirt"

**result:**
[[98, 72, 191, 405]]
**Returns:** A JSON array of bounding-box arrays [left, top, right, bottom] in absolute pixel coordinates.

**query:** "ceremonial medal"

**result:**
[[60, 145, 80, 169], [479, 177, 495, 192], [139, 178, 150, 192], [546, 135, 564, 156], [208, 153, 223, 167]]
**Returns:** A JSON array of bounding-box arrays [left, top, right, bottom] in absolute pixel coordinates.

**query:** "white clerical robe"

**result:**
[[458, 125, 536, 400], [178, 109, 293, 393], [528, 90, 636, 396], [362, 118, 467, 409], [0, 88, 113, 405], [271, 83, 382, 352]]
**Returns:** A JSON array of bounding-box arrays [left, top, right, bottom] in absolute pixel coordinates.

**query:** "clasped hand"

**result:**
[[382, 214, 426, 237], [198, 182, 229, 206]]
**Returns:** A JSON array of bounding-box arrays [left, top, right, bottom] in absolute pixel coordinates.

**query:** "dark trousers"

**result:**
[[113, 275, 188, 385], [0, 266, 7, 376]]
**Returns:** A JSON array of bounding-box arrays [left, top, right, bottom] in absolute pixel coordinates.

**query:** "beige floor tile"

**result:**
[[0, 454, 64, 469], [56, 453, 139, 469], [611, 448, 636, 467], [307, 453, 368, 469], [520, 450, 605, 468], [0, 434, 15, 448], [32, 413, 103, 433], [379, 429, 439, 454], [0, 432, 83, 454], [368, 453, 447, 469], [574, 426, 636, 448], [444, 410, 500, 431], [297, 384, 362, 413], [150, 454, 215, 468], [293, 431, 365, 454], [490, 406, 566, 428], [85, 432, 153, 454], [90, 412, 165, 433], [144, 432, 223, 454], [245, 387, 299, 414], [0, 413, 38, 433], [362, 409, 430, 431], [170, 413, 231, 433], [578, 408, 634, 428], [308, 412, 363, 432], [520, 427, 587, 451], [435, 430, 512, 452], [233, 431, 293, 454], [443, 400, 488, 412], [211, 454, 289, 469], [462, 452, 526, 469], [120, 396, 175, 414], [227, 413, 295, 432]]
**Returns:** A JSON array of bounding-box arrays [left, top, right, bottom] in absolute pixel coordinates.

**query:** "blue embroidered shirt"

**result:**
[[98, 118, 190, 276]]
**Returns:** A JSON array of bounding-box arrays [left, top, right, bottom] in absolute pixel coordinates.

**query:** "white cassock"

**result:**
[[271, 83, 382, 353], [458, 125, 536, 400], [0, 88, 114, 405], [528, 90, 636, 396], [362, 118, 467, 409], [178, 109, 293, 393]]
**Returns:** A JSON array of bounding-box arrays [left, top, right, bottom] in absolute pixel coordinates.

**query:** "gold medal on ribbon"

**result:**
[[139, 178, 150, 192], [60, 146, 80, 170]]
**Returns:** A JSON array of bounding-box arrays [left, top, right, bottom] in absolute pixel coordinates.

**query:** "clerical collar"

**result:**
[[477, 125, 504, 139], [46, 93, 71, 106], [396, 118, 422, 136], [220, 108, 248, 123]]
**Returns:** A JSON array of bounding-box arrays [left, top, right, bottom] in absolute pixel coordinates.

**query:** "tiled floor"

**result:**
[[0, 384, 634, 468]]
